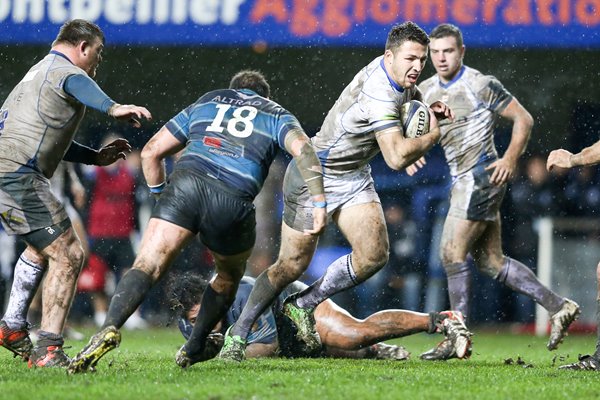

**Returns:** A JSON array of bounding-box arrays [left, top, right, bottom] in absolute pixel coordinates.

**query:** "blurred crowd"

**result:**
[[1, 129, 600, 331]]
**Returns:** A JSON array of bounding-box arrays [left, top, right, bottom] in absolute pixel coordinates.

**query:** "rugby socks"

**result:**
[[103, 269, 153, 329], [295, 254, 358, 310], [495, 257, 563, 314], [427, 312, 448, 334], [444, 262, 472, 319], [231, 271, 278, 338], [184, 284, 235, 356], [3, 255, 45, 330], [36, 330, 64, 348]]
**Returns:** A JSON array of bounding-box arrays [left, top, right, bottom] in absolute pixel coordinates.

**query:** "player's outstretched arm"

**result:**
[[95, 138, 132, 166], [284, 129, 327, 236], [108, 104, 153, 128], [547, 140, 600, 171]]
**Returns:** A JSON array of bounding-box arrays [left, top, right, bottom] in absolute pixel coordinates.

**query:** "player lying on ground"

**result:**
[[170, 272, 473, 361]]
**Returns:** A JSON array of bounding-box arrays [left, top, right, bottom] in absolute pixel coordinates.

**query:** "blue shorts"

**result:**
[[152, 169, 256, 255]]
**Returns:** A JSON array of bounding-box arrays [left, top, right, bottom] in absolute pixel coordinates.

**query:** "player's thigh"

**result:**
[[268, 222, 318, 284], [335, 202, 389, 268], [440, 215, 488, 264], [134, 217, 195, 279], [41, 226, 84, 270]]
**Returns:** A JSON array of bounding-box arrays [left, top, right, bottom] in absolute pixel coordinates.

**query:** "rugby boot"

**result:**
[[67, 326, 121, 374], [421, 311, 472, 361], [282, 296, 321, 353], [217, 326, 247, 362], [0, 320, 33, 361], [372, 343, 410, 360], [175, 333, 224, 368], [28, 345, 70, 368], [548, 298, 580, 351], [559, 354, 600, 371]]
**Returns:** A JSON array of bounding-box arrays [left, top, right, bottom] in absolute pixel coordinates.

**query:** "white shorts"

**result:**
[[282, 162, 380, 232]]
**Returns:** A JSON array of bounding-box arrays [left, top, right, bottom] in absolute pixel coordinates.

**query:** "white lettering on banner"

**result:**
[[14, 0, 44, 23], [154, 0, 169, 24], [105, 0, 134, 24], [71, 0, 103, 21], [135, 0, 152, 24], [190, 0, 219, 25], [0, 0, 245, 25], [0, 1, 10, 22], [48, 0, 67, 23], [172, 0, 187, 24], [222, 0, 245, 25]]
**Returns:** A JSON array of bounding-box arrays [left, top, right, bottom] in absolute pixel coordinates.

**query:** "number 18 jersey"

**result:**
[[165, 88, 302, 200]]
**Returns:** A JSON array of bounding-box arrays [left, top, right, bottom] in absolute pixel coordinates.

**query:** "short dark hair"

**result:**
[[429, 23, 464, 48], [52, 19, 105, 47], [167, 272, 208, 317], [229, 70, 270, 98], [385, 21, 429, 52]]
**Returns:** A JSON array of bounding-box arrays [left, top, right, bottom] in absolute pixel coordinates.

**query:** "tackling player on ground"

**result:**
[[0, 19, 151, 368], [414, 23, 579, 360], [170, 272, 472, 361], [217, 21, 469, 363], [68, 70, 327, 373]]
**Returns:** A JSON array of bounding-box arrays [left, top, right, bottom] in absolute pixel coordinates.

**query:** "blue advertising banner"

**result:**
[[1, 0, 599, 48]]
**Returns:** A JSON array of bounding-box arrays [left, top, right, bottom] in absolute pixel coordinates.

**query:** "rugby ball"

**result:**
[[400, 100, 430, 138]]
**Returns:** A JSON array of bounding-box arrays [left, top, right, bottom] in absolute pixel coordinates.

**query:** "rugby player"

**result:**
[[68, 70, 327, 373], [0, 19, 151, 367], [218, 21, 467, 362], [547, 141, 600, 371], [414, 23, 579, 360], [171, 272, 472, 361]]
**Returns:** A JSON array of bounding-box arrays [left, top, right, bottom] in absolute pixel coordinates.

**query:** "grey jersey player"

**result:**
[[0, 19, 151, 368], [413, 23, 579, 361], [217, 21, 472, 364]]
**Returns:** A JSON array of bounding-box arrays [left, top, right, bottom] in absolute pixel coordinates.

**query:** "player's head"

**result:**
[[384, 21, 429, 89], [229, 70, 271, 98], [52, 19, 105, 78], [428, 23, 465, 83], [167, 272, 214, 339]]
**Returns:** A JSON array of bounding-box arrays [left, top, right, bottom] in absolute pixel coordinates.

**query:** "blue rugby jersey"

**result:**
[[165, 88, 302, 199]]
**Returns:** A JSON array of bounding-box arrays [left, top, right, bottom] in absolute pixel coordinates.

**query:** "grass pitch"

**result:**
[[1, 327, 597, 400]]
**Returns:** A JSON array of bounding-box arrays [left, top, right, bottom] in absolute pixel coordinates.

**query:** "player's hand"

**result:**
[[304, 206, 327, 236], [110, 104, 152, 128], [429, 100, 455, 122], [485, 157, 516, 186], [546, 149, 574, 171], [406, 156, 426, 176], [96, 138, 132, 166], [70, 181, 87, 209]]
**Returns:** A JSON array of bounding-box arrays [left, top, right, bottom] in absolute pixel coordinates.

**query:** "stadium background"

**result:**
[[1, 1, 599, 328]]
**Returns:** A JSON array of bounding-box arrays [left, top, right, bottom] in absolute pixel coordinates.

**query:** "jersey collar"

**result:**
[[380, 57, 404, 93], [49, 50, 74, 65], [438, 65, 465, 89]]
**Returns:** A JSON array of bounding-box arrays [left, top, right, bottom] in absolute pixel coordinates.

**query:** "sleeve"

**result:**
[[479, 75, 513, 114], [246, 309, 278, 345], [165, 105, 193, 144], [63, 74, 115, 113], [276, 110, 304, 151]]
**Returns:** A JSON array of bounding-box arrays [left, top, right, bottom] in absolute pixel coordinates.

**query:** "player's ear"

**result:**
[[79, 40, 89, 56]]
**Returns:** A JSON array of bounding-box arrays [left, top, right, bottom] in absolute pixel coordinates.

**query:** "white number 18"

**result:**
[[206, 104, 258, 138]]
